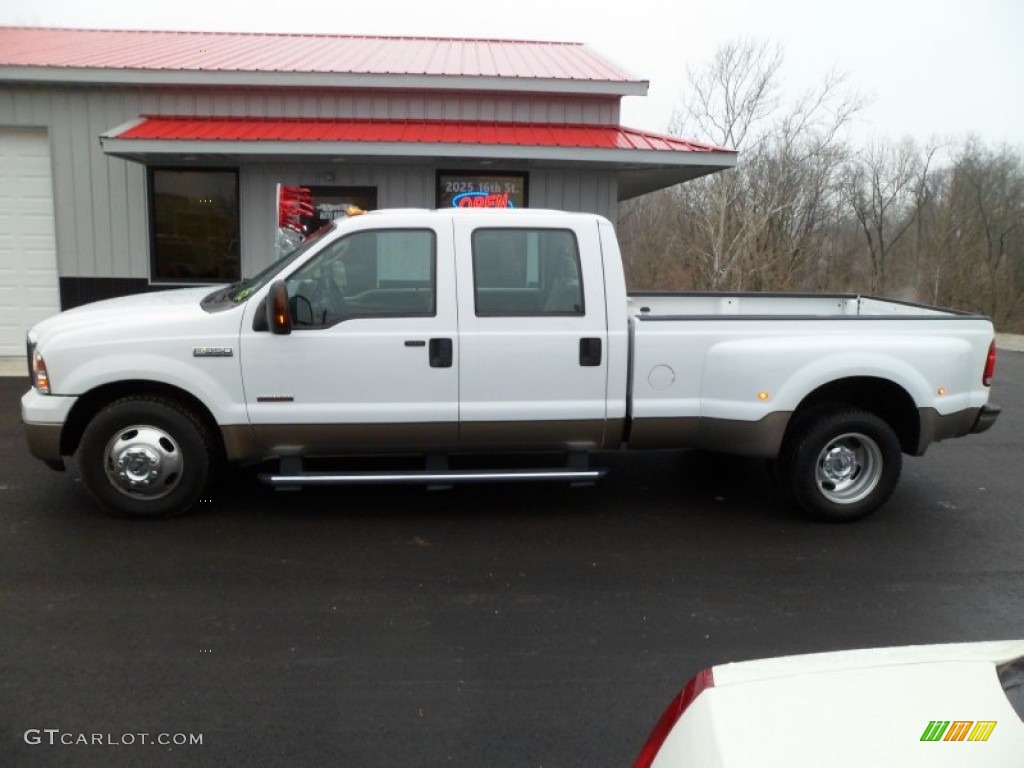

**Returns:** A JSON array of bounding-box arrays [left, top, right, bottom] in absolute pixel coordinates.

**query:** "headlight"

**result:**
[[29, 345, 51, 394]]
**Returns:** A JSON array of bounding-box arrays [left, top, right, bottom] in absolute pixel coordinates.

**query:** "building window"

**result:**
[[149, 168, 240, 283], [471, 228, 583, 316], [437, 171, 527, 209], [286, 229, 437, 328]]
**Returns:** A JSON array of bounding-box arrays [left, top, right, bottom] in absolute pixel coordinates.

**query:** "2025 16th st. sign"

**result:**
[[437, 171, 527, 209]]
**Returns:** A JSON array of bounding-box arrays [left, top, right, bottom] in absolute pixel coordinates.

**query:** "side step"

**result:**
[[260, 467, 607, 488], [261, 453, 606, 490]]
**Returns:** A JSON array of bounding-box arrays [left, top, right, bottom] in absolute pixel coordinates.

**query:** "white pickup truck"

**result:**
[[22, 209, 999, 521]]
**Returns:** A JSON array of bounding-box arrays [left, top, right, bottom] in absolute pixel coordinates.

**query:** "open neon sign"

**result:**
[[451, 191, 515, 208]]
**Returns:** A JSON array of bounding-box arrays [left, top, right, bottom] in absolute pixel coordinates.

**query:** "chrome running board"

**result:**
[[260, 467, 607, 487]]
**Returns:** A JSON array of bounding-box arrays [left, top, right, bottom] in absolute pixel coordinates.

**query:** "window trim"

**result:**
[[470, 227, 585, 318], [287, 227, 438, 331], [148, 166, 241, 286]]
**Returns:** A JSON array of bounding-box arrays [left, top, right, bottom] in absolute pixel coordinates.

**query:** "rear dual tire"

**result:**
[[778, 407, 902, 522]]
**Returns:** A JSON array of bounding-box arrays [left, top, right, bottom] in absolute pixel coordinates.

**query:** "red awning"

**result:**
[[100, 115, 736, 200], [110, 115, 729, 154]]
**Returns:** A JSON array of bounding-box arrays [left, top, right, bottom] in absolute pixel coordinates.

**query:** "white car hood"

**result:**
[[29, 287, 223, 348], [713, 639, 1024, 686], [654, 641, 1024, 768]]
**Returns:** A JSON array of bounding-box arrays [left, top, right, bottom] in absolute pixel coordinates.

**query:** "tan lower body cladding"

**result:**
[[626, 413, 792, 457], [628, 406, 988, 458], [218, 407, 986, 463], [220, 419, 623, 462]]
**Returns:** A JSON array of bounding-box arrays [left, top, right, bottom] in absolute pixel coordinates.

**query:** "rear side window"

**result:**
[[471, 228, 583, 316]]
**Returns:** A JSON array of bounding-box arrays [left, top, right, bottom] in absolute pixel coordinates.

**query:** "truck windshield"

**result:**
[[201, 223, 337, 310]]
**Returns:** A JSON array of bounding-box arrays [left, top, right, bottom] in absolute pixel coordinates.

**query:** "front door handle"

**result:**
[[429, 338, 453, 368], [579, 337, 602, 367]]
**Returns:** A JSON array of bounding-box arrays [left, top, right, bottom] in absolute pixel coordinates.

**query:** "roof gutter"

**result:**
[[0, 65, 649, 97]]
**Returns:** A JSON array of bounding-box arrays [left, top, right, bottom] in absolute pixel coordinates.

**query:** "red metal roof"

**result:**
[[0, 27, 638, 82], [111, 116, 730, 153]]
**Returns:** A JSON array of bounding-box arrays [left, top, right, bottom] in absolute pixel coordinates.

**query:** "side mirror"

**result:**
[[267, 280, 292, 335]]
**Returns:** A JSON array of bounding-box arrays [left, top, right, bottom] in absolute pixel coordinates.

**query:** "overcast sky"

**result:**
[[3, 0, 1022, 150]]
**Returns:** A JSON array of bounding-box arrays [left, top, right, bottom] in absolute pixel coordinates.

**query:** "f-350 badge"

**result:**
[[193, 347, 234, 357]]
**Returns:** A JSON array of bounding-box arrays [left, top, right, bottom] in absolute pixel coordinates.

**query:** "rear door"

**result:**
[[452, 214, 609, 449]]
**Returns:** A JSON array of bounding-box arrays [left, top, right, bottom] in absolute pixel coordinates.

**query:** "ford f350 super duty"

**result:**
[[21, 209, 1000, 521]]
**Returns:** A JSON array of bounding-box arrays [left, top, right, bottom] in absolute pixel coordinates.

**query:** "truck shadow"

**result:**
[[201, 450, 790, 523]]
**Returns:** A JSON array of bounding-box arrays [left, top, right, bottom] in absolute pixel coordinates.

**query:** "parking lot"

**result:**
[[2, 352, 1023, 767]]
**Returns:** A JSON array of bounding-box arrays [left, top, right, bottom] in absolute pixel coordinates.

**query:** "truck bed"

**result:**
[[624, 292, 994, 457], [627, 292, 962, 319]]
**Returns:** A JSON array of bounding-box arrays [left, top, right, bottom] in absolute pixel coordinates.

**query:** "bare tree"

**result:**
[[937, 142, 1024, 325], [674, 39, 783, 152], [662, 39, 862, 291], [840, 139, 934, 295], [617, 42, 1024, 333], [617, 189, 691, 289]]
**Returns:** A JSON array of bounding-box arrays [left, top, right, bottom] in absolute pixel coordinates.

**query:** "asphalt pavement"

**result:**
[[2, 354, 1023, 767]]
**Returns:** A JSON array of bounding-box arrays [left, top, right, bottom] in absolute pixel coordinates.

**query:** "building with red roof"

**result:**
[[0, 26, 735, 350]]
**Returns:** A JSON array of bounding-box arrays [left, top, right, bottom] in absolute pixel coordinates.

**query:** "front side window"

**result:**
[[472, 228, 583, 316], [285, 229, 436, 328], [150, 168, 240, 282]]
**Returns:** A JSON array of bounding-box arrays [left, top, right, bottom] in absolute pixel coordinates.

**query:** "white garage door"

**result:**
[[0, 128, 61, 356]]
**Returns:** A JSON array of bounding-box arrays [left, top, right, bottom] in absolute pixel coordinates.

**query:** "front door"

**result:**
[[239, 219, 458, 455]]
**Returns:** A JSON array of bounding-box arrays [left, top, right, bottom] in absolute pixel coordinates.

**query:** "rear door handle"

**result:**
[[579, 337, 602, 367], [429, 338, 453, 368]]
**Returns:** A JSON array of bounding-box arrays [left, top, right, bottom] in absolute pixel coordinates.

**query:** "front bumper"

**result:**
[[21, 388, 78, 470], [24, 422, 64, 470], [971, 403, 1001, 435]]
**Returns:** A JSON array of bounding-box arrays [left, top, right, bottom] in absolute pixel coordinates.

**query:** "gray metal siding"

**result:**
[[0, 83, 620, 282], [529, 169, 617, 222]]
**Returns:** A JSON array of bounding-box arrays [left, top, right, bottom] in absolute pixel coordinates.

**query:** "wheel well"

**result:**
[[788, 377, 920, 454], [61, 381, 224, 459]]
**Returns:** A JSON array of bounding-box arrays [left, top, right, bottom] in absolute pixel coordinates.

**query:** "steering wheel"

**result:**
[[318, 272, 349, 324]]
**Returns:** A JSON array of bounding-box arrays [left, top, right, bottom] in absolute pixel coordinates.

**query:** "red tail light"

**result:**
[[634, 668, 714, 768], [983, 340, 996, 387]]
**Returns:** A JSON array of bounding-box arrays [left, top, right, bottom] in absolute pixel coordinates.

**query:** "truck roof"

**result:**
[[360, 208, 601, 218]]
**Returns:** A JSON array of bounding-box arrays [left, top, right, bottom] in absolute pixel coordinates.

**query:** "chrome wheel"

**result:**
[[80, 397, 215, 518], [782, 407, 902, 522], [814, 432, 882, 505], [103, 425, 183, 499]]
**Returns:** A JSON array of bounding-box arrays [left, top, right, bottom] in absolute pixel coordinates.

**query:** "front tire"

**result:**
[[78, 396, 214, 518], [781, 407, 902, 522]]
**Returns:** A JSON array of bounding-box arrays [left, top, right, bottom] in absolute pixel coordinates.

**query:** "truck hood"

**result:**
[[29, 287, 225, 348], [29, 286, 249, 398]]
